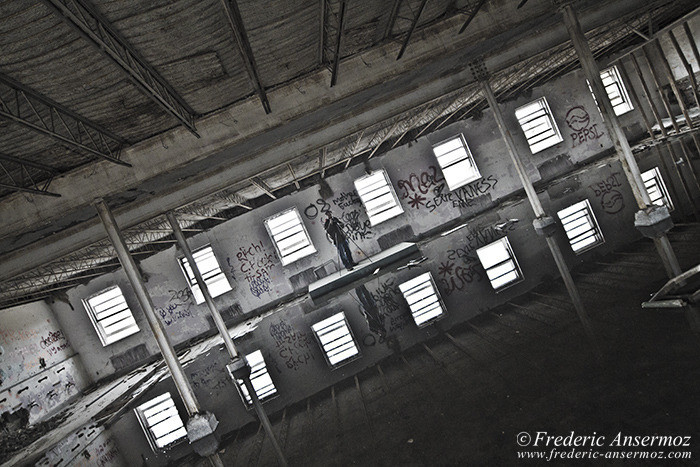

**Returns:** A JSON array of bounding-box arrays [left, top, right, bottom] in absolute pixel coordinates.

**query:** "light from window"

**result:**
[[515, 97, 563, 154], [311, 312, 360, 368], [235, 350, 278, 405], [557, 199, 604, 254], [588, 66, 633, 116], [475, 237, 523, 291], [354, 170, 404, 225], [179, 245, 232, 304], [265, 208, 316, 266], [642, 167, 674, 211], [398, 272, 445, 327], [83, 286, 139, 346], [135, 393, 187, 451], [431, 134, 482, 191]]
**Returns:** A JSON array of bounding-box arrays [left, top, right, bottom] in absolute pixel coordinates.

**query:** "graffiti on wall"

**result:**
[[190, 361, 231, 397], [304, 190, 373, 241], [437, 223, 516, 295], [588, 171, 625, 214], [231, 240, 276, 298], [156, 287, 194, 326], [565, 106, 604, 148], [396, 165, 499, 212], [269, 319, 315, 372]]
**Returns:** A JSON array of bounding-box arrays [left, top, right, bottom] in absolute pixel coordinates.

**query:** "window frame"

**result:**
[[641, 167, 674, 211], [82, 285, 140, 346], [177, 244, 232, 305], [475, 236, 524, 292], [514, 97, 563, 154], [556, 199, 605, 254], [594, 65, 634, 116], [264, 207, 317, 266], [354, 169, 404, 226], [311, 312, 361, 369], [234, 350, 278, 407], [134, 392, 188, 452], [431, 134, 482, 191], [398, 272, 446, 328]]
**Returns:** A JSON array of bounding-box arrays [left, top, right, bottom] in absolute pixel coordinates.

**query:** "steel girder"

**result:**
[[219, 0, 272, 114], [0, 73, 128, 166], [41, 0, 199, 136], [322, 0, 348, 87], [0, 152, 61, 197]]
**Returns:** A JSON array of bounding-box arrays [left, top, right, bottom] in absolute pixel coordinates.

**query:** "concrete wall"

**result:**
[[35, 424, 125, 467], [0, 301, 89, 425]]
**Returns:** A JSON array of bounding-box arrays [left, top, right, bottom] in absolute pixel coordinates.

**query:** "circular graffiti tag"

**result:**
[[600, 190, 624, 214], [565, 106, 590, 132]]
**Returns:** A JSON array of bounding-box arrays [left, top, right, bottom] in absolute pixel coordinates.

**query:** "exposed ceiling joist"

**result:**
[[459, 0, 487, 34], [0, 73, 129, 167], [219, 0, 272, 114], [41, 0, 200, 136], [251, 176, 277, 199], [396, 0, 429, 60], [0, 152, 60, 197]]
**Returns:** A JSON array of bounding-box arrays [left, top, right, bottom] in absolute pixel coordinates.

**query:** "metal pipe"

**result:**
[[668, 30, 700, 110], [480, 79, 601, 360], [165, 211, 288, 467], [629, 53, 667, 137], [95, 199, 201, 415], [560, 3, 682, 279], [640, 46, 680, 133]]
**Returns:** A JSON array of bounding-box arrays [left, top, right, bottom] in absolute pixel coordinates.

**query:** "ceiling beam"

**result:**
[[329, 0, 348, 87], [219, 0, 272, 114], [0, 152, 61, 197], [0, 73, 129, 167], [458, 0, 487, 34], [41, 0, 199, 136], [396, 0, 429, 60], [250, 176, 277, 199]]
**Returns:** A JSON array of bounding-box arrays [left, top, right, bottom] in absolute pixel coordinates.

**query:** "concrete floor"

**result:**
[[182, 224, 700, 466]]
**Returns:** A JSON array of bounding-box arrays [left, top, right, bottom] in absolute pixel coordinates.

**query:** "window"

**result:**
[[135, 393, 187, 451], [398, 272, 445, 327], [588, 66, 633, 116], [354, 169, 404, 225], [475, 237, 523, 291], [515, 97, 563, 153], [311, 312, 360, 368], [431, 134, 482, 191], [83, 286, 139, 346], [234, 350, 277, 406], [642, 167, 674, 211], [557, 200, 604, 254], [178, 245, 232, 305], [265, 208, 316, 266]]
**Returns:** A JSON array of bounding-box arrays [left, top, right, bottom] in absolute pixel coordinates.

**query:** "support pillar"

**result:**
[[473, 62, 602, 361], [558, 2, 683, 279], [94, 200, 223, 466], [165, 211, 288, 467]]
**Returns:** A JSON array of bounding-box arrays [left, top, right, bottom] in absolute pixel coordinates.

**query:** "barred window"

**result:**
[[398, 272, 445, 327], [311, 312, 360, 368], [354, 170, 404, 225], [235, 350, 278, 406], [642, 167, 673, 211], [83, 286, 139, 346], [135, 393, 187, 451], [179, 245, 232, 304], [557, 199, 604, 254], [515, 97, 563, 153], [475, 237, 523, 291], [431, 134, 482, 191], [265, 208, 316, 266]]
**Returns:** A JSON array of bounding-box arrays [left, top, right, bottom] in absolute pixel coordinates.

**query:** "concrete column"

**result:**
[[165, 211, 288, 467], [475, 69, 601, 360], [559, 2, 683, 278], [94, 200, 223, 465]]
